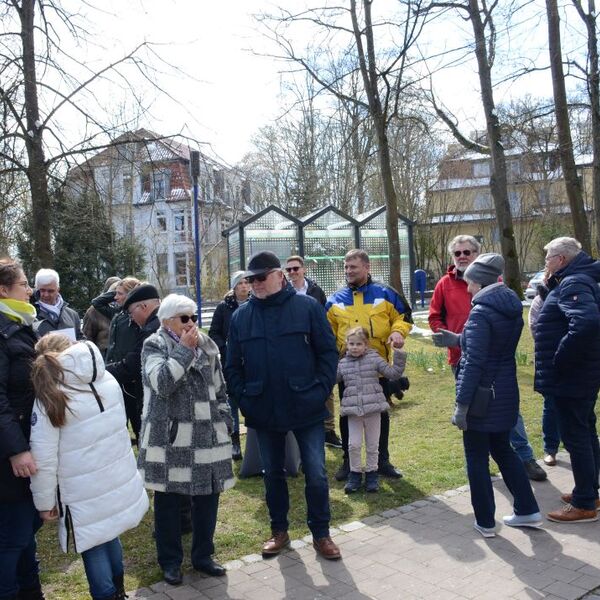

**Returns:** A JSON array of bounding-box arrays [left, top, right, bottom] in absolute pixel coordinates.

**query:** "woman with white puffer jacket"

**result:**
[[29, 334, 148, 600]]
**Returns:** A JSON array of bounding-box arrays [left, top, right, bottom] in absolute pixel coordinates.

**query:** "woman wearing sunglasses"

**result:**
[[138, 294, 235, 586]]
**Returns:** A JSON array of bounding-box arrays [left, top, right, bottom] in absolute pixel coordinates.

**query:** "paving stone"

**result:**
[[240, 553, 263, 564], [338, 520, 366, 532]]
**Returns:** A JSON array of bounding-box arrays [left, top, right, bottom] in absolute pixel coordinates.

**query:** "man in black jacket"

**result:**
[[285, 256, 342, 449], [106, 284, 160, 445]]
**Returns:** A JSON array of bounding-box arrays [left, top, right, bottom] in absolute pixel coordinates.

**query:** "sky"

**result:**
[[56, 0, 577, 167]]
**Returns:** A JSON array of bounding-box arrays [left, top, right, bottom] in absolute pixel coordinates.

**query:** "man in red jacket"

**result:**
[[429, 235, 547, 482]]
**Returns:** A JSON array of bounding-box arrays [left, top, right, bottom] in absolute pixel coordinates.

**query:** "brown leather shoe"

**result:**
[[262, 531, 290, 556], [560, 493, 600, 509], [543, 454, 557, 466], [547, 504, 599, 523], [313, 536, 341, 560]]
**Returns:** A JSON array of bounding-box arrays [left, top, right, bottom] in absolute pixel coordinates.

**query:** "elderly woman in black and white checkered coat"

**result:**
[[138, 294, 235, 586]]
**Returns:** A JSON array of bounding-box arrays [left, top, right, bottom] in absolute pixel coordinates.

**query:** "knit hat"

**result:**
[[464, 253, 504, 287], [244, 251, 281, 277], [122, 283, 160, 311], [230, 270, 247, 289]]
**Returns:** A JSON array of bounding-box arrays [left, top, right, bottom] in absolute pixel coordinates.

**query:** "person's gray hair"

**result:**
[[543, 237, 582, 261], [35, 268, 60, 288], [157, 293, 197, 322], [448, 235, 481, 254]]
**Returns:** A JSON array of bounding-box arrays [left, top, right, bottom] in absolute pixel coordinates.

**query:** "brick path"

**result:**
[[129, 452, 600, 600]]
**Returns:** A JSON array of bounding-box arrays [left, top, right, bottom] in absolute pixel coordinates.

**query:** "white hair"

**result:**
[[157, 293, 197, 322], [544, 237, 581, 261], [448, 235, 481, 254], [35, 268, 60, 288]]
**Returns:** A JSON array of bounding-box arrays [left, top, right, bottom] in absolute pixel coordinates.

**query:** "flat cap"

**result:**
[[122, 283, 160, 311]]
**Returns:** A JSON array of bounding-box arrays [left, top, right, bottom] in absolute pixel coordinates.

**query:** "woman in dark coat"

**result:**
[[440, 254, 541, 537], [0, 258, 45, 599], [92, 277, 141, 441], [208, 271, 250, 460]]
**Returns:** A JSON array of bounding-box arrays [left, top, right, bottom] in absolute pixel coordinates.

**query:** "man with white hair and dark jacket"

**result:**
[[535, 237, 600, 523], [32, 269, 83, 340]]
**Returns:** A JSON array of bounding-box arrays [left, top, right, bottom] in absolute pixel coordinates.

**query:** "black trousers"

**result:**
[[338, 378, 391, 465]]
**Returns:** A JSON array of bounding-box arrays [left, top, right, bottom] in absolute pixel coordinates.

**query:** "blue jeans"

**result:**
[[256, 421, 330, 539], [0, 497, 42, 600], [542, 395, 561, 455], [154, 491, 219, 570], [554, 394, 600, 510], [463, 429, 540, 528], [81, 538, 123, 600], [509, 413, 535, 462]]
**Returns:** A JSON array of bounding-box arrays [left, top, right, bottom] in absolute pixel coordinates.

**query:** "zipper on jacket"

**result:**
[[65, 506, 77, 553], [89, 383, 104, 412], [57, 486, 64, 518]]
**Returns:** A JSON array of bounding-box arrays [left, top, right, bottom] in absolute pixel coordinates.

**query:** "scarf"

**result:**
[[0, 298, 37, 326], [39, 295, 64, 318]]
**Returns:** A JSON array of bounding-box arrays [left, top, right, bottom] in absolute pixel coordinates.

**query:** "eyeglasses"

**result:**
[[177, 314, 198, 324], [545, 254, 561, 262], [454, 250, 473, 257], [285, 266, 302, 273], [247, 270, 275, 284], [128, 303, 143, 316]]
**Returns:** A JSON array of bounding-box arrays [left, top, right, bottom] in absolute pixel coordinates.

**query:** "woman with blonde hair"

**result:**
[[29, 334, 148, 600]]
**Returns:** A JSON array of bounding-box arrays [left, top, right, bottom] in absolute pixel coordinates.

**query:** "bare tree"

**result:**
[[0, 0, 173, 268], [546, 0, 591, 252], [257, 1, 429, 292], [427, 0, 523, 294]]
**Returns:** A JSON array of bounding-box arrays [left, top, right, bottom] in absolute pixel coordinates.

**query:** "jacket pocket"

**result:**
[[288, 376, 326, 421], [169, 420, 179, 444], [238, 380, 267, 421]]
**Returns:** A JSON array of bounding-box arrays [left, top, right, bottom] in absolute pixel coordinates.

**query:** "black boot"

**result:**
[[17, 584, 45, 600], [334, 458, 350, 481], [365, 470, 379, 493], [113, 573, 127, 600], [231, 432, 243, 461], [344, 471, 363, 494]]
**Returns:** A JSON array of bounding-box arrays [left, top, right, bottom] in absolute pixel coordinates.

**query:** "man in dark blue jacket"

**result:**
[[535, 237, 600, 523], [225, 251, 341, 560]]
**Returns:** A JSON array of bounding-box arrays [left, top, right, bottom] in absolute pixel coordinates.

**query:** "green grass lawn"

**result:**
[[37, 310, 554, 598]]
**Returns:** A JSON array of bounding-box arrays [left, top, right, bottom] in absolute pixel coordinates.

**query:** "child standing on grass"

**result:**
[[29, 334, 148, 600], [337, 327, 407, 494]]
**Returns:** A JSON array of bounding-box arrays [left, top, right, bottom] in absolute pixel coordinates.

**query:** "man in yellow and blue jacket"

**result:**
[[326, 249, 412, 481]]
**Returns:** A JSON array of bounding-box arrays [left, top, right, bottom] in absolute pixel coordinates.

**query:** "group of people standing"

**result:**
[[431, 235, 600, 537], [2, 231, 598, 598]]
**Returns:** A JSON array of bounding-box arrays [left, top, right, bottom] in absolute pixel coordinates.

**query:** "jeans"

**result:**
[[228, 396, 240, 435], [154, 491, 220, 570], [255, 421, 330, 539], [463, 429, 539, 528], [542, 395, 561, 455], [509, 413, 535, 462], [81, 538, 123, 600], [0, 497, 42, 600], [339, 380, 391, 465], [554, 393, 600, 510]]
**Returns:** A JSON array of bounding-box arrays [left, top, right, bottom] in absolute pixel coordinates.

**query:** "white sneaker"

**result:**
[[503, 512, 543, 528], [474, 522, 496, 538]]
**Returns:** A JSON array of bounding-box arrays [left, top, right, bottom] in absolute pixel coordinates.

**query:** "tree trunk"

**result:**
[[468, 0, 522, 294], [351, 0, 403, 294], [20, 0, 53, 268], [546, 0, 592, 253]]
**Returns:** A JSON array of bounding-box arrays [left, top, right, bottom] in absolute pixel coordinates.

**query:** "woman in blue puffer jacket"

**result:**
[[449, 254, 541, 538]]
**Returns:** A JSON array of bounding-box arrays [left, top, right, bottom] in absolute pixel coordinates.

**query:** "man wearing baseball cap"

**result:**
[[225, 251, 341, 560]]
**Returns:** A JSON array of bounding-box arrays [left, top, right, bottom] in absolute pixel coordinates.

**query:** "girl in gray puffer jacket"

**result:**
[[337, 327, 406, 494]]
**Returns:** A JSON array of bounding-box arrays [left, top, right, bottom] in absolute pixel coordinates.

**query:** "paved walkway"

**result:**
[[129, 453, 600, 600]]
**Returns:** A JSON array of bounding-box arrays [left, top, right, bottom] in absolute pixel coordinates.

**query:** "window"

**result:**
[[175, 252, 189, 286], [474, 191, 493, 210], [153, 171, 171, 200], [156, 253, 168, 276], [122, 173, 132, 201], [507, 160, 521, 179], [156, 210, 167, 232], [508, 190, 521, 216], [173, 209, 186, 241], [538, 188, 550, 206], [473, 161, 490, 178]]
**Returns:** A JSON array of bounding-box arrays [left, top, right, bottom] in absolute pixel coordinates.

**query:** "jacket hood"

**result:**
[[446, 264, 463, 279], [60, 341, 105, 385], [556, 251, 600, 283], [471, 282, 522, 319], [224, 291, 241, 309], [249, 282, 296, 307]]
